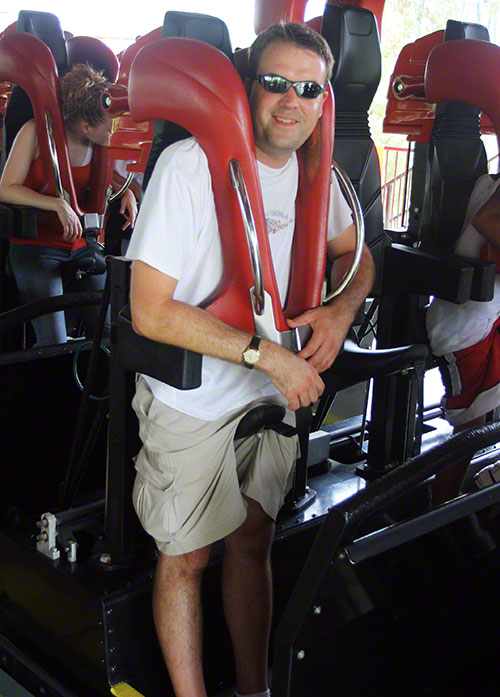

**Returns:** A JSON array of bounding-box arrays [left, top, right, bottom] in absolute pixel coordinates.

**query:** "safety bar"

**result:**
[[229, 159, 265, 316], [324, 159, 365, 303]]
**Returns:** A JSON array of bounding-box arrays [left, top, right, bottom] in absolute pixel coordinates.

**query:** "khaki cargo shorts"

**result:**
[[132, 375, 298, 556]]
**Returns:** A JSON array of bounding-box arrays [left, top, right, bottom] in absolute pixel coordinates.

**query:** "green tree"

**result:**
[[371, 0, 500, 148]]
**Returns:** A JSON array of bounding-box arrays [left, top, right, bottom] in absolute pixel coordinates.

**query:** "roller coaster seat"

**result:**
[[0, 11, 120, 286], [2, 10, 118, 168], [105, 27, 164, 181], [321, 3, 387, 296], [103, 9, 431, 560], [120, 11, 428, 439], [413, 20, 490, 255]]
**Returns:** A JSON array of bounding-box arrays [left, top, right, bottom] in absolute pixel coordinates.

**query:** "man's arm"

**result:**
[[130, 260, 325, 410], [286, 223, 375, 373], [472, 183, 500, 248]]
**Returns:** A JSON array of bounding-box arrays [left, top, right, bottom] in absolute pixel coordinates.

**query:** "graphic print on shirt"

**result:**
[[266, 209, 294, 237]]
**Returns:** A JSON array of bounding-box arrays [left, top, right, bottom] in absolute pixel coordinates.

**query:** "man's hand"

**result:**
[[286, 304, 344, 373], [259, 340, 325, 410]]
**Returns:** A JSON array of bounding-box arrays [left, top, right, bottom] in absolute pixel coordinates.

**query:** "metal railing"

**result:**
[[381, 145, 500, 231], [381, 145, 412, 230]]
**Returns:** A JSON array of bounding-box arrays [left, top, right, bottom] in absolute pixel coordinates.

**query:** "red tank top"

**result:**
[[11, 152, 92, 250]]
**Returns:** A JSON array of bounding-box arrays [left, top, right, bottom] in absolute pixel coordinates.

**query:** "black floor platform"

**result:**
[[2, 458, 500, 697]]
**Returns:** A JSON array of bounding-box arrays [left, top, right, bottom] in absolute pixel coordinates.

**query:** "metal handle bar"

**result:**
[[109, 171, 135, 203], [229, 159, 265, 315], [324, 159, 365, 303], [45, 110, 68, 202]]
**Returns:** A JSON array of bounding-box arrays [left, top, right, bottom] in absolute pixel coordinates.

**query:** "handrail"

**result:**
[[229, 159, 265, 316], [323, 159, 365, 303]]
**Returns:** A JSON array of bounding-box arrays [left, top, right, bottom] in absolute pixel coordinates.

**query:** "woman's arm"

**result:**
[[0, 120, 82, 241], [111, 170, 139, 231]]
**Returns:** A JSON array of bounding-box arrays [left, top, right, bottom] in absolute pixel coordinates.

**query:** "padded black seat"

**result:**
[[411, 19, 490, 256], [322, 4, 388, 295]]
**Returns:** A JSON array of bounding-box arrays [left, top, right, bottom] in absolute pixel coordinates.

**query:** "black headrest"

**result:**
[[162, 10, 233, 61], [142, 11, 233, 193], [321, 4, 381, 113], [444, 18, 490, 42], [17, 10, 68, 73]]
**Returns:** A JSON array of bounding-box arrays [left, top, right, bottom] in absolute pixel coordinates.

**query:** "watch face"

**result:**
[[244, 348, 260, 365]]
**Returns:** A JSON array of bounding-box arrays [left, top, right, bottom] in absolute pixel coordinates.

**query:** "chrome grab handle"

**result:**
[[45, 110, 69, 203], [324, 159, 365, 303], [109, 171, 135, 203], [229, 159, 265, 316]]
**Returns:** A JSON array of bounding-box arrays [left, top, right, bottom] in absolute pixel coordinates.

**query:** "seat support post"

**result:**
[[105, 257, 146, 564]]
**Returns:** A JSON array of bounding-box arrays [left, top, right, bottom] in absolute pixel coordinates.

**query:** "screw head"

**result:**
[[297, 650, 305, 660]]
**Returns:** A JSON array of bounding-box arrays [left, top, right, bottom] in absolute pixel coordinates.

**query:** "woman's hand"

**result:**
[[120, 189, 138, 231], [54, 198, 82, 241]]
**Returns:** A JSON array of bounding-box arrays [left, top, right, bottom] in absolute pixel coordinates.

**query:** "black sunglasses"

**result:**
[[254, 74, 326, 100]]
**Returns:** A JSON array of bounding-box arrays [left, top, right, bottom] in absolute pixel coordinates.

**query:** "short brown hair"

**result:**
[[248, 22, 334, 85], [60, 63, 109, 127]]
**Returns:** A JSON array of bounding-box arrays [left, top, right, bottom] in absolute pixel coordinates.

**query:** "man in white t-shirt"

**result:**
[[427, 174, 500, 504], [126, 22, 374, 697]]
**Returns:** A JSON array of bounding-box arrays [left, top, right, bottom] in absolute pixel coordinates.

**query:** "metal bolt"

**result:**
[[313, 605, 321, 615], [297, 650, 305, 660]]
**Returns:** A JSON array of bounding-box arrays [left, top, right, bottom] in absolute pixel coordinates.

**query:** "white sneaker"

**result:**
[[474, 461, 500, 489]]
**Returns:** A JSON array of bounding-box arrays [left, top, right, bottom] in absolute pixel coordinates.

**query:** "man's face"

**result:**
[[249, 41, 328, 168]]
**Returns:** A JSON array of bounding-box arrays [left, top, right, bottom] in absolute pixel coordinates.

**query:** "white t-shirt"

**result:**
[[127, 137, 353, 420], [426, 174, 500, 356]]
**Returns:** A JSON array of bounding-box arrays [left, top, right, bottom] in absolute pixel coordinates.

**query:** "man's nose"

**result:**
[[279, 86, 300, 106]]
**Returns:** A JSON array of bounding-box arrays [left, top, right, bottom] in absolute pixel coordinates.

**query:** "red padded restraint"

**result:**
[[0, 32, 113, 218], [129, 38, 333, 336], [383, 30, 443, 143], [106, 28, 163, 176], [425, 39, 500, 146]]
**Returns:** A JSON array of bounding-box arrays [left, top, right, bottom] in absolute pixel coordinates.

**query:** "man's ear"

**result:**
[[243, 75, 253, 98]]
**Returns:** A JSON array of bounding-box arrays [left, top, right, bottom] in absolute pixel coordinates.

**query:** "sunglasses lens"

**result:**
[[257, 75, 324, 99], [261, 75, 290, 93], [297, 82, 324, 99]]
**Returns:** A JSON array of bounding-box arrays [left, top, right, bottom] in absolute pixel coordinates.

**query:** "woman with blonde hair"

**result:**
[[0, 62, 137, 345]]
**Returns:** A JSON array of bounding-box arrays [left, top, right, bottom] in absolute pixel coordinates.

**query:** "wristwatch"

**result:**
[[242, 335, 262, 369]]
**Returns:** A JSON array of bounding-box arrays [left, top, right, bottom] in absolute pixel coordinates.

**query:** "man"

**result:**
[[427, 173, 500, 504], [127, 22, 374, 697]]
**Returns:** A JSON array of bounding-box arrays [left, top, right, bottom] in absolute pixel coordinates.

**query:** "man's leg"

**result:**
[[153, 546, 212, 697], [222, 497, 275, 695]]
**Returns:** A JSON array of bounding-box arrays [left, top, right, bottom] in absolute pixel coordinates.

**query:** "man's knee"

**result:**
[[156, 546, 212, 581], [224, 498, 274, 559]]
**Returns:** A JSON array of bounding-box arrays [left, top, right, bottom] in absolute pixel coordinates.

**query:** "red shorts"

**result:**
[[438, 315, 500, 427]]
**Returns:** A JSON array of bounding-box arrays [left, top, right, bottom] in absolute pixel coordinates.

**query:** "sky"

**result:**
[[1, 0, 328, 53]]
